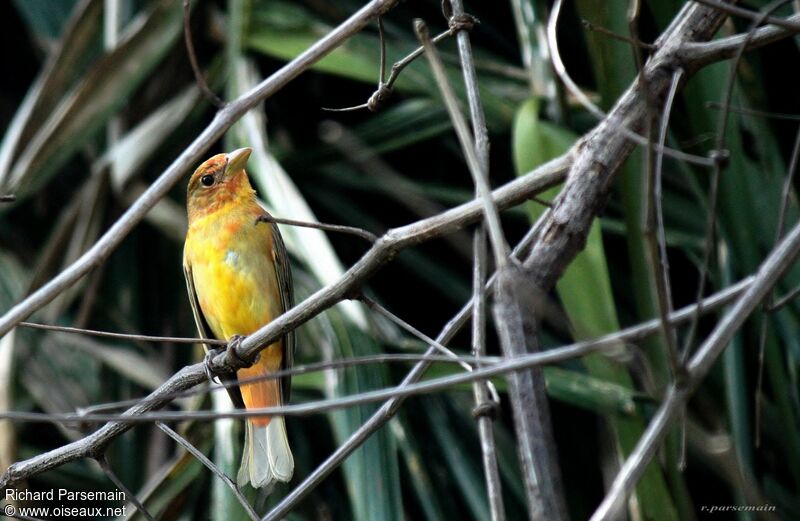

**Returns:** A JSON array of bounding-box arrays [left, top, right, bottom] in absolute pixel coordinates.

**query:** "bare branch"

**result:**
[[96, 455, 155, 521], [19, 321, 226, 346], [692, 0, 800, 31], [255, 214, 378, 243], [156, 422, 259, 521], [552, 0, 715, 168], [645, 68, 685, 378], [359, 295, 479, 375], [471, 227, 506, 521], [705, 101, 800, 121], [680, 12, 800, 65], [581, 19, 656, 51], [0, 271, 755, 492], [415, 18, 510, 264]]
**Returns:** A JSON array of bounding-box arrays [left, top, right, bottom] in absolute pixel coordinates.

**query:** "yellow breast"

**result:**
[[184, 204, 282, 340]]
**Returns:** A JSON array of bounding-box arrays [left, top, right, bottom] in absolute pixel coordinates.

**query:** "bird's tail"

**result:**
[[237, 414, 294, 489]]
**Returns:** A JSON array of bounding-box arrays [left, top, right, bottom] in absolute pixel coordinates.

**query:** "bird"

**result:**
[[182, 147, 294, 488]]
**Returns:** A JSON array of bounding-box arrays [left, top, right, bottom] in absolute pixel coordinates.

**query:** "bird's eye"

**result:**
[[201, 174, 215, 187]]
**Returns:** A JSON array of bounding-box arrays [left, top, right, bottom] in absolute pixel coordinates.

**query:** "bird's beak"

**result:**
[[224, 147, 252, 176]]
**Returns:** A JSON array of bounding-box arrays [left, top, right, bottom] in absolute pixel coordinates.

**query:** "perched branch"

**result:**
[[0, 194, 15, 203], [0, 274, 756, 430]]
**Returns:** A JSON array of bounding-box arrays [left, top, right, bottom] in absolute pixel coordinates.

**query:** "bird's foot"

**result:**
[[226, 334, 251, 370], [204, 336, 250, 382], [203, 348, 223, 383]]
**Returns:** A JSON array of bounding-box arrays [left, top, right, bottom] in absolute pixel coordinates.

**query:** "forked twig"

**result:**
[[323, 15, 477, 113], [255, 214, 378, 243]]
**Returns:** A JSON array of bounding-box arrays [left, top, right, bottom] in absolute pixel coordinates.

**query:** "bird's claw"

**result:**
[[204, 348, 223, 383], [204, 336, 250, 383], [226, 334, 250, 369]]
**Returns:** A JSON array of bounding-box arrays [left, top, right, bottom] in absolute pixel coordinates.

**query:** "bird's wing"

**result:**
[[269, 217, 294, 403], [183, 260, 246, 410]]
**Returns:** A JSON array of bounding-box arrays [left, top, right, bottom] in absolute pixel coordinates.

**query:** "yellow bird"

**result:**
[[183, 147, 294, 488]]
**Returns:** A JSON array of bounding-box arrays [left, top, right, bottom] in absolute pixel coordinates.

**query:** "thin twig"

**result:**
[[680, 13, 800, 65], [0, 194, 15, 203], [692, 0, 800, 31], [19, 321, 226, 345], [74, 352, 499, 415], [471, 226, 506, 521], [323, 19, 474, 112], [705, 101, 800, 121], [415, 18, 510, 265], [648, 68, 685, 379], [627, 0, 647, 90], [96, 455, 155, 521], [378, 16, 387, 84], [182, 0, 225, 108], [359, 294, 482, 376], [318, 119, 473, 258], [681, 0, 790, 361], [765, 282, 800, 312], [755, 112, 800, 445], [255, 214, 378, 243], [581, 19, 656, 51], [156, 422, 259, 521]]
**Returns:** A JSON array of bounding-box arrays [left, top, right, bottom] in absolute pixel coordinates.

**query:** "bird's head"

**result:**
[[187, 147, 255, 220]]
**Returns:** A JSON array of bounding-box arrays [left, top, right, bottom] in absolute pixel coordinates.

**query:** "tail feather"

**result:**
[[237, 417, 294, 488]]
